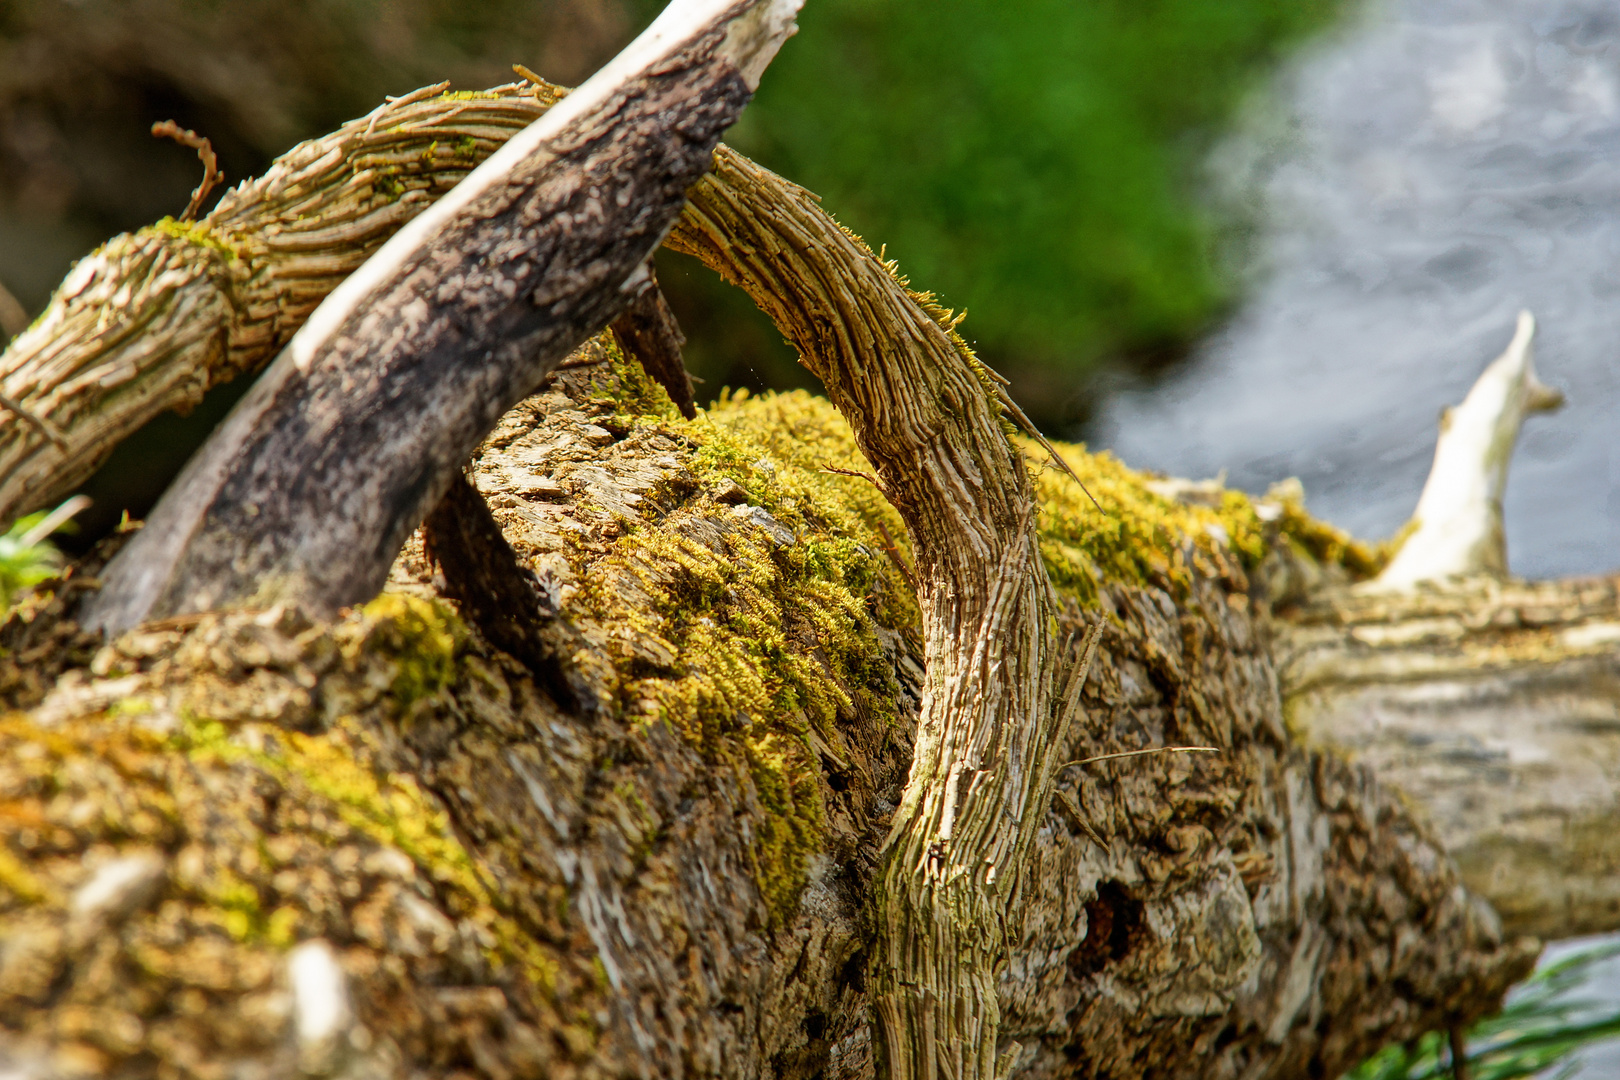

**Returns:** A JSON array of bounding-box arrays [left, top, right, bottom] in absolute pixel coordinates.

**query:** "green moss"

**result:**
[[173, 706, 557, 990], [600, 334, 681, 421], [373, 166, 405, 201], [350, 593, 464, 707], [554, 366, 920, 921], [572, 348, 1366, 913], [145, 217, 246, 263]]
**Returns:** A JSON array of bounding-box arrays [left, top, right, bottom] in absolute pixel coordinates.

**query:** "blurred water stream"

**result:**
[[1091, 0, 1620, 582]]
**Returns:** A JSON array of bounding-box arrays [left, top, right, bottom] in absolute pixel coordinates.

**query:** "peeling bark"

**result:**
[[1276, 572, 1620, 940]]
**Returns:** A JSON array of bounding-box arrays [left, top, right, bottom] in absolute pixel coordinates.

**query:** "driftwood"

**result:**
[[1, 27, 1614, 1080]]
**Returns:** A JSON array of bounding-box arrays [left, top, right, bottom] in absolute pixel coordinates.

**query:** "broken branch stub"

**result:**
[[1370, 310, 1563, 591], [82, 0, 802, 636]]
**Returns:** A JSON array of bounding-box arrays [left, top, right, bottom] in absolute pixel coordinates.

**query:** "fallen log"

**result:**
[[0, 351, 1533, 1078], [0, 43, 1593, 1080]]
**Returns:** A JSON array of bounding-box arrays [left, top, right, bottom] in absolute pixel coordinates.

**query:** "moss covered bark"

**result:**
[[0, 345, 1532, 1079], [0, 78, 1543, 1080]]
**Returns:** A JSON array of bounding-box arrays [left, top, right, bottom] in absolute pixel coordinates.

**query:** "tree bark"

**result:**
[[0, 70, 1588, 1080], [0, 350, 1536, 1079]]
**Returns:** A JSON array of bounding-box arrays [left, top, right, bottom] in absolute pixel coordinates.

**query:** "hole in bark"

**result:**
[[1068, 880, 1146, 978], [840, 949, 867, 993]]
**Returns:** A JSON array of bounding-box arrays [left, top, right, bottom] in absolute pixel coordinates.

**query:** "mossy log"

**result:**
[[0, 352, 1533, 1078], [0, 62, 1576, 1080]]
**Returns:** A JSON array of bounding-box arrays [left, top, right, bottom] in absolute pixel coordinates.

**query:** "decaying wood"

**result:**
[[1278, 569, 1620, 940], [1268, 317, 1620, 941], [0, 350, 1536, 1079], [82, 0, 802, 636], [0, 84, 566, 532], [0, 58, 1603, 1080]]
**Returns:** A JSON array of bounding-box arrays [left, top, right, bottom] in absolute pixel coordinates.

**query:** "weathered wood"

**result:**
[[81, 0, 802, 637], [666, 148, 1532, 1080], [0, 83, 557, 530], [421, 467, 612, 721], [0, 70, 1572, 1080], [1369, 310, 1563, 591], [1276, 571, 1620, 939], [0, 356, 1534, 1079]]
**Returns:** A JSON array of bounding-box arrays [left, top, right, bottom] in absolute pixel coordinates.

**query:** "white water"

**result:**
[[1092, 0, 1620, 582]]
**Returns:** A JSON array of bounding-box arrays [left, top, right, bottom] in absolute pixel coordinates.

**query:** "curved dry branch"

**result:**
[[0, 86, 562, 530], [669, 148, 1088, 1080]]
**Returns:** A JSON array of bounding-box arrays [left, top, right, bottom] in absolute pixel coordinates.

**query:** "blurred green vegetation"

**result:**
[[643, 0, 1352, 427], [0, 508, 70, 609], [1342, 941, 1620, 1080]]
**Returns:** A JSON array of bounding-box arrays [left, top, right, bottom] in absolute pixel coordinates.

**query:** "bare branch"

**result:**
[[150, 120, 224, 221], [1370, 310, 1562, 591]]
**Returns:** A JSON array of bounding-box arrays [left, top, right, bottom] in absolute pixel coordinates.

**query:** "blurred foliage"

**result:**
[[0, 510, 64, 609], [640, 0, 1352, 425], [1343, 941, 1620, 1080], [0, 0, 626, 309]]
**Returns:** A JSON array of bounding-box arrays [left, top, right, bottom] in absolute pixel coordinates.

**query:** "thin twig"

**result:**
[[994, 382, 1103, 511], [17, 495, 91, 548], [874, 519, 917, 592], [364, 81, 451, 135], [512, 63, 548, 87], [1449, 1027, 1470, 1080], [1063, 746, 1220, 768], [151, 121, 223, 221], [556, 354, 612, 370], [822, 463, 882, 487]]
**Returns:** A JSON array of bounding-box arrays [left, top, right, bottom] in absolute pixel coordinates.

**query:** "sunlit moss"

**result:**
[[146, 217, 246, 263], [347, 593, 464, 707]]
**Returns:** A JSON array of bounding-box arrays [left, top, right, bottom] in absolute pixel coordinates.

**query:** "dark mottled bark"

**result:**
[[611, 267, 696, 419]]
